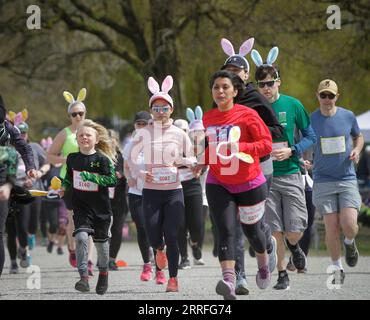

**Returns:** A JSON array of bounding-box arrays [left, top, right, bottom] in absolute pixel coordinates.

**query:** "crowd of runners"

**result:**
[[0, 36, 366, 299]]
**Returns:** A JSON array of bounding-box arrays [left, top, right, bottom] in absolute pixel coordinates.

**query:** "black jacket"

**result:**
[[235, 80, 284, 140]]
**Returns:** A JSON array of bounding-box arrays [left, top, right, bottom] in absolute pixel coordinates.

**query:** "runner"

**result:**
[[60, 119, 117, 294], [311, 79, 364, 285], [202, 70, 273, 300], [129, 75, 197, 292], [251, 46, 317, 290], [47, 88, 95, 274], [220, 37, 282, 294], [123, 111, 165, 283], [107, 129, 129, 270]]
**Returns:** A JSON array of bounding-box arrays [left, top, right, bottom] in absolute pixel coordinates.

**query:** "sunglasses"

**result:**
[[151, 105, 171, 113], [257, 79, 280, 88], [319, 92, 336, 100], [70, 112, 85, 118]]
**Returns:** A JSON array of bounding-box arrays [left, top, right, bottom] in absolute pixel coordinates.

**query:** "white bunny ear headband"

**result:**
[[186, 105, 204, 132], [251, 46, 279, 73], [63, 88, 87, 113], [148, 75, 174, 107], [221, 37, 254, 71]]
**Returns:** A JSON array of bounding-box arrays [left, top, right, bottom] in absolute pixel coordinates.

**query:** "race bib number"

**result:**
[[271, 141, 288, 161], [108, 187, 115, 199], [320, 136, 346, 155], [238, 201, 265, 225], [152, 167, 178, 184], [178, 168, 194, 182], [73, 170, 98, 192]]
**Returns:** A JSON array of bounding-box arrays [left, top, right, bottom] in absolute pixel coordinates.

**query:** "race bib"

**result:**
[[238, 201, 265, 225], [178, 168, 194, 182], [73, 170, 98, 192], [271, 141, 288, 161], [152, 167, 178, 184], [108, 187, 115, 199], [320, 136, 345, 155]]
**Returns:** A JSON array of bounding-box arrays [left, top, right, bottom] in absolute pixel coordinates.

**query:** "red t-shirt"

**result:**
[[203, 104, 272, 185]]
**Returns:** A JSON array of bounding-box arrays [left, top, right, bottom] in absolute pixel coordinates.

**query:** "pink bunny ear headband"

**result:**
[[221, 38, 254, 72], [41, 137, 53, 150], [147, 75, 174, 107]]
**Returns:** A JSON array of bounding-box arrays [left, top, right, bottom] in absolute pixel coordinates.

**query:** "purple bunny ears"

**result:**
[[148, 75, 174, 107], [221, 38, 254, 71]]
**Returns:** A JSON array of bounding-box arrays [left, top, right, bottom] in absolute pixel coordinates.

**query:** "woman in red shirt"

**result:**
[[203, 70, 273, 299]]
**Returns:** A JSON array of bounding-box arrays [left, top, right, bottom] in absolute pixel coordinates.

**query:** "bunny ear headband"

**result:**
[[221, 37, 254, 71], [7, 108, 28, 126], [41, 136, 53, 150], [63, 88, 87, 113], [251, 46, 279, 68], [186, 105, 204, 132], [148, 75, 174, 107]]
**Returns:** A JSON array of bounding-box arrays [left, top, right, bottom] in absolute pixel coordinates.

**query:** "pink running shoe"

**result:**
[[256, 265, 271, 289], [155, 249, 168, 270], [140, 263, 153, 282], [68, 248, 77, 268], [155, 270, 166, 285]]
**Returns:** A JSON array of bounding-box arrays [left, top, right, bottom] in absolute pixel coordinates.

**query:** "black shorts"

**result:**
[[63, 188, 73, 211], [72, 212, 112, 243]]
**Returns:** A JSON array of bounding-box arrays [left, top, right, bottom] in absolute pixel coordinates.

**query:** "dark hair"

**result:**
[[209, 70, 243, 90], [255, 65, 280, 81]]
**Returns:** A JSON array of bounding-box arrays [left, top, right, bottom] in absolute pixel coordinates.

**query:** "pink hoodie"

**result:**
[[128, 119, 197, 190]]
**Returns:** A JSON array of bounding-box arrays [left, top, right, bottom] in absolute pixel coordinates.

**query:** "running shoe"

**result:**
[[273, 271, 290, 290], [256, 265, 271, 289], [331, 269, 345, 285], [268, 236, 277, 273], [140, 263, 153, 281], [109, 260, 118, 271], [287, 242, 307, 271], [178, 257, 191, 270], [47, 241, 54, 254], [286, 256, 296, 272], [190, 243, 202, 260], [166, 277, 178, 292], [75, 277, 90, 293], [193, 258, 205, 266], [156, 248, 168, 270], [235, 276, 249, 295], [215, 280, 237, 300], [344, 240, 359, 267], [19, 248, 31, 268], [9, 261, 19, 274], [96, 272, 108, 295], [57, 247, 64, 255], [155, 270, 166, 285], [68, 248, 77, 268], [28, 234, 36, 250], [88, 260, 94, 276]]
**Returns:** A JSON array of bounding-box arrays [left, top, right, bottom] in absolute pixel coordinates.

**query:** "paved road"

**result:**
[[1, 242, 369, 300]]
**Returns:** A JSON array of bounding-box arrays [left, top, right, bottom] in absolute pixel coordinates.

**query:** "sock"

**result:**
[[256, 253, 269, 269], [344, 238, 354, 245], [332, 259, 343, 270], [278, 270, 287, 277], [222, 268, 235, 285]]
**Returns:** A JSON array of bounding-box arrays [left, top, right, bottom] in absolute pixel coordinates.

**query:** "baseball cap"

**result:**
[[134, 111, 152, 123], [222, 55, 249, 71], [317, 79, 338, 95], [18, 122, 29, 133]]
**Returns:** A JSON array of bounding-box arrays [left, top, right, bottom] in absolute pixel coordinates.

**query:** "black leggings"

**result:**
[[0, 200, 8, 277], [299, 190, 315, 256], [40, 199, 60, 237], [142, 189, 184, 278], [178, 192, 203, 259], [26, 197, 42, 235], [128, 193, 151, 264], [109, 195, 128, 259], [206, 183, 268, 262]]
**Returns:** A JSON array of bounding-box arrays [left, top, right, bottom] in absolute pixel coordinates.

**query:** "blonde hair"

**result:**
[[79, 119, 116, 163]]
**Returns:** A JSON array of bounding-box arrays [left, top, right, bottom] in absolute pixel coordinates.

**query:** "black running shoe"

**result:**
[[273, 271, 290, 290], [331, 269, 345, 285], [47, 241, 54, 254], [344, 240, 359, 267], [75, 278, 90, 292], [96, 273, 108, 295], [191, 244, 202, 260], [178, 257, 191, 270], [286, 242, 306, 271]]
